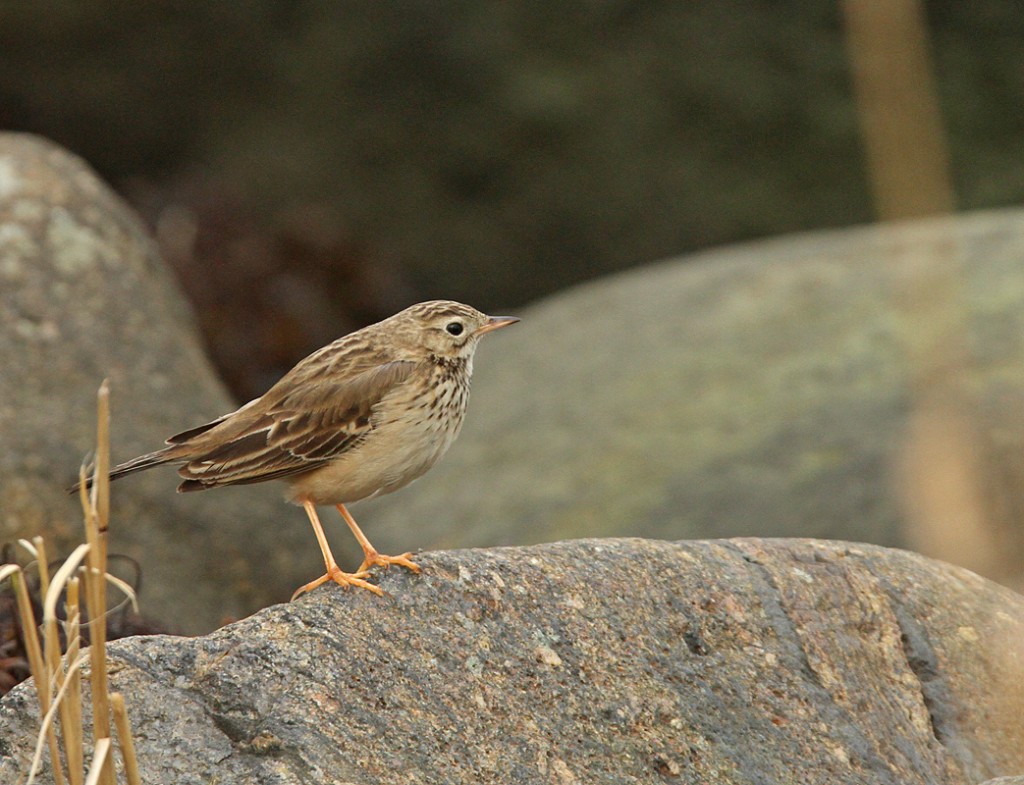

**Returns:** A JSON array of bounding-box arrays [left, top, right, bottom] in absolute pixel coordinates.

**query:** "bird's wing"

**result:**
[[175, 360, 417, 489], [166, 398, 261, 444]]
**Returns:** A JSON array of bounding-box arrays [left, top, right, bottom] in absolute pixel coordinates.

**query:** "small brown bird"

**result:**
[[72, 300, 518, 599]]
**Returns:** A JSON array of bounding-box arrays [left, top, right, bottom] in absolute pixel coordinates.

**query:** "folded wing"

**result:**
[[174, 360, 417, 491]]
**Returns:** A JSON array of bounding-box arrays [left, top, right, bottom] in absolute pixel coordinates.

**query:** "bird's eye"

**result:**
[[446, 321, 464, 336]]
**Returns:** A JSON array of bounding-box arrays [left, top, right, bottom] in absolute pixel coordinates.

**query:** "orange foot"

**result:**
[[291, 564, 382, 601], [357, 550, 421, 575]]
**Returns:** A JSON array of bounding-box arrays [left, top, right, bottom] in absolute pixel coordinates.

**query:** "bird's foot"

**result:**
[[290, 564, 382, 601], [357, 550, 421, 575]]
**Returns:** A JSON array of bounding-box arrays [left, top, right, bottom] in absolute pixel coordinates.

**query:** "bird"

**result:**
[[71, 300, 519, 599]]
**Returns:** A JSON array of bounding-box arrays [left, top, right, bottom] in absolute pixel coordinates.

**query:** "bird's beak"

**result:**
[[475, 315, 520, 335]]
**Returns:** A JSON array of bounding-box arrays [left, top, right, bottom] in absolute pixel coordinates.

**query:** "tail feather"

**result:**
[[67, 449, 174, 494]]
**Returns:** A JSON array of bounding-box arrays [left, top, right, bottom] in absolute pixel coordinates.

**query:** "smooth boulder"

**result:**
[[0, 133, 316, 633], [365, 209, 1024, 589]]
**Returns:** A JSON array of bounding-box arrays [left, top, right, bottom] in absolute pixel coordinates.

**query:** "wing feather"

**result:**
[[173, 360, 417, 490]]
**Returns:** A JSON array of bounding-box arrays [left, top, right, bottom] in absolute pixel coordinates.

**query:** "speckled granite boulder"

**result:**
[[1, 538, 1021, 784]]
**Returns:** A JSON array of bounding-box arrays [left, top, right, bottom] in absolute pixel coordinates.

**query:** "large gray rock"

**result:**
[[364, 209, 1024, 588], [1, 538, 1021, 784], [0, 133, 316, 633]]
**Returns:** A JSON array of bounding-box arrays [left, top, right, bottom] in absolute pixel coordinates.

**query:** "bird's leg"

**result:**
[[336, 503, 421, 574], [291, 500, 383, 599]]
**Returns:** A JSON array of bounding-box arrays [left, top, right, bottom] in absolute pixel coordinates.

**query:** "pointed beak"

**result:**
[[475, 315, 520, 336]]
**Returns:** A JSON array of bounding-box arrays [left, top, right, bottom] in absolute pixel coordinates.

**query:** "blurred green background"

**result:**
[[1, 2, 1021, 397]]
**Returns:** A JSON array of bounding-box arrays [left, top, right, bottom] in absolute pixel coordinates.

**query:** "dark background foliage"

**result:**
[[1, 2, 1021, 397]]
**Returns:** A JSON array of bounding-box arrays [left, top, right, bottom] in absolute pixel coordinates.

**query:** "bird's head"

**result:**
[[399, 300, 519, 359]]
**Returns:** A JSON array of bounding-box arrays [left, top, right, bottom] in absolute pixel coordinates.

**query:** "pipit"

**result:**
[[71, 300, 518, 598]]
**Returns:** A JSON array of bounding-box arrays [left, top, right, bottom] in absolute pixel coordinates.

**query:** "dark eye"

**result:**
[[446, 321, 464, 336]]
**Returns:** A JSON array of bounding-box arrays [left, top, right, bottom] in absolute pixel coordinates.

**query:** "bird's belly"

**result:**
[[284, 407, 464, 506]]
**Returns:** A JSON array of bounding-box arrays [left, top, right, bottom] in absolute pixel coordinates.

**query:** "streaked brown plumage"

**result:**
[[72, 300, 518, 598]]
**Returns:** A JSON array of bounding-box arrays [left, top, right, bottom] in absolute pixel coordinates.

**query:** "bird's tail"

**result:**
[[67, 448, 174, 494]]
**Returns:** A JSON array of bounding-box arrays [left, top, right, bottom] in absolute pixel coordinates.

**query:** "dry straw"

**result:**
[[2, 381, 142, 785]]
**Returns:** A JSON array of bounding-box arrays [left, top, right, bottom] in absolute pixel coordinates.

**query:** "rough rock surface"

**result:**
[[1, 538, 1021, 784], [365, 209, 1024, 587], [0, 133, 315, 633]]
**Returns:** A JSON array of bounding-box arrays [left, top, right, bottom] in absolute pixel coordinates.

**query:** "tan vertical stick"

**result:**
[[10, 567, 65, 785], [32, 532, 67, 783], [82, 738, 111, 785], [64, 579, 84, 785], [842, 0, 953, 218], [842, 0, 996, 575], [42, 544, 91, 785], [34, 537, 51, 618], [110, 693, 142, 785], [84, 381, 115, 785]]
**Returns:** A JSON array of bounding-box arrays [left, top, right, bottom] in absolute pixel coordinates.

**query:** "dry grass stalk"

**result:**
[[6, 564, 65, 785], [109, 694, 141, 785], [2, 381, 141, 784], [83, 380, 115, 785], [26, 652, 89, 783], [40, 544, 91, 785], [64, 579, 84, 785], [82, 739, 111, 785]]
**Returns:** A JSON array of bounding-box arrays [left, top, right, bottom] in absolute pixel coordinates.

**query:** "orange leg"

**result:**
[[336, 503, 421, 575], [291, 500, 383, 600]]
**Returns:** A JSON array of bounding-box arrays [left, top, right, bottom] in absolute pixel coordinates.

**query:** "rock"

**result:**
[[0, 133, 318, 633], [0, 538, 1022, 784], [364, 209, 1024, 588]]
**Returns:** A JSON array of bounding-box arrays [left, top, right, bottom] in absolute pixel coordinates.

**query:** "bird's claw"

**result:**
[[357, 551, 421, 574], [290, 564, 382, 600]]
